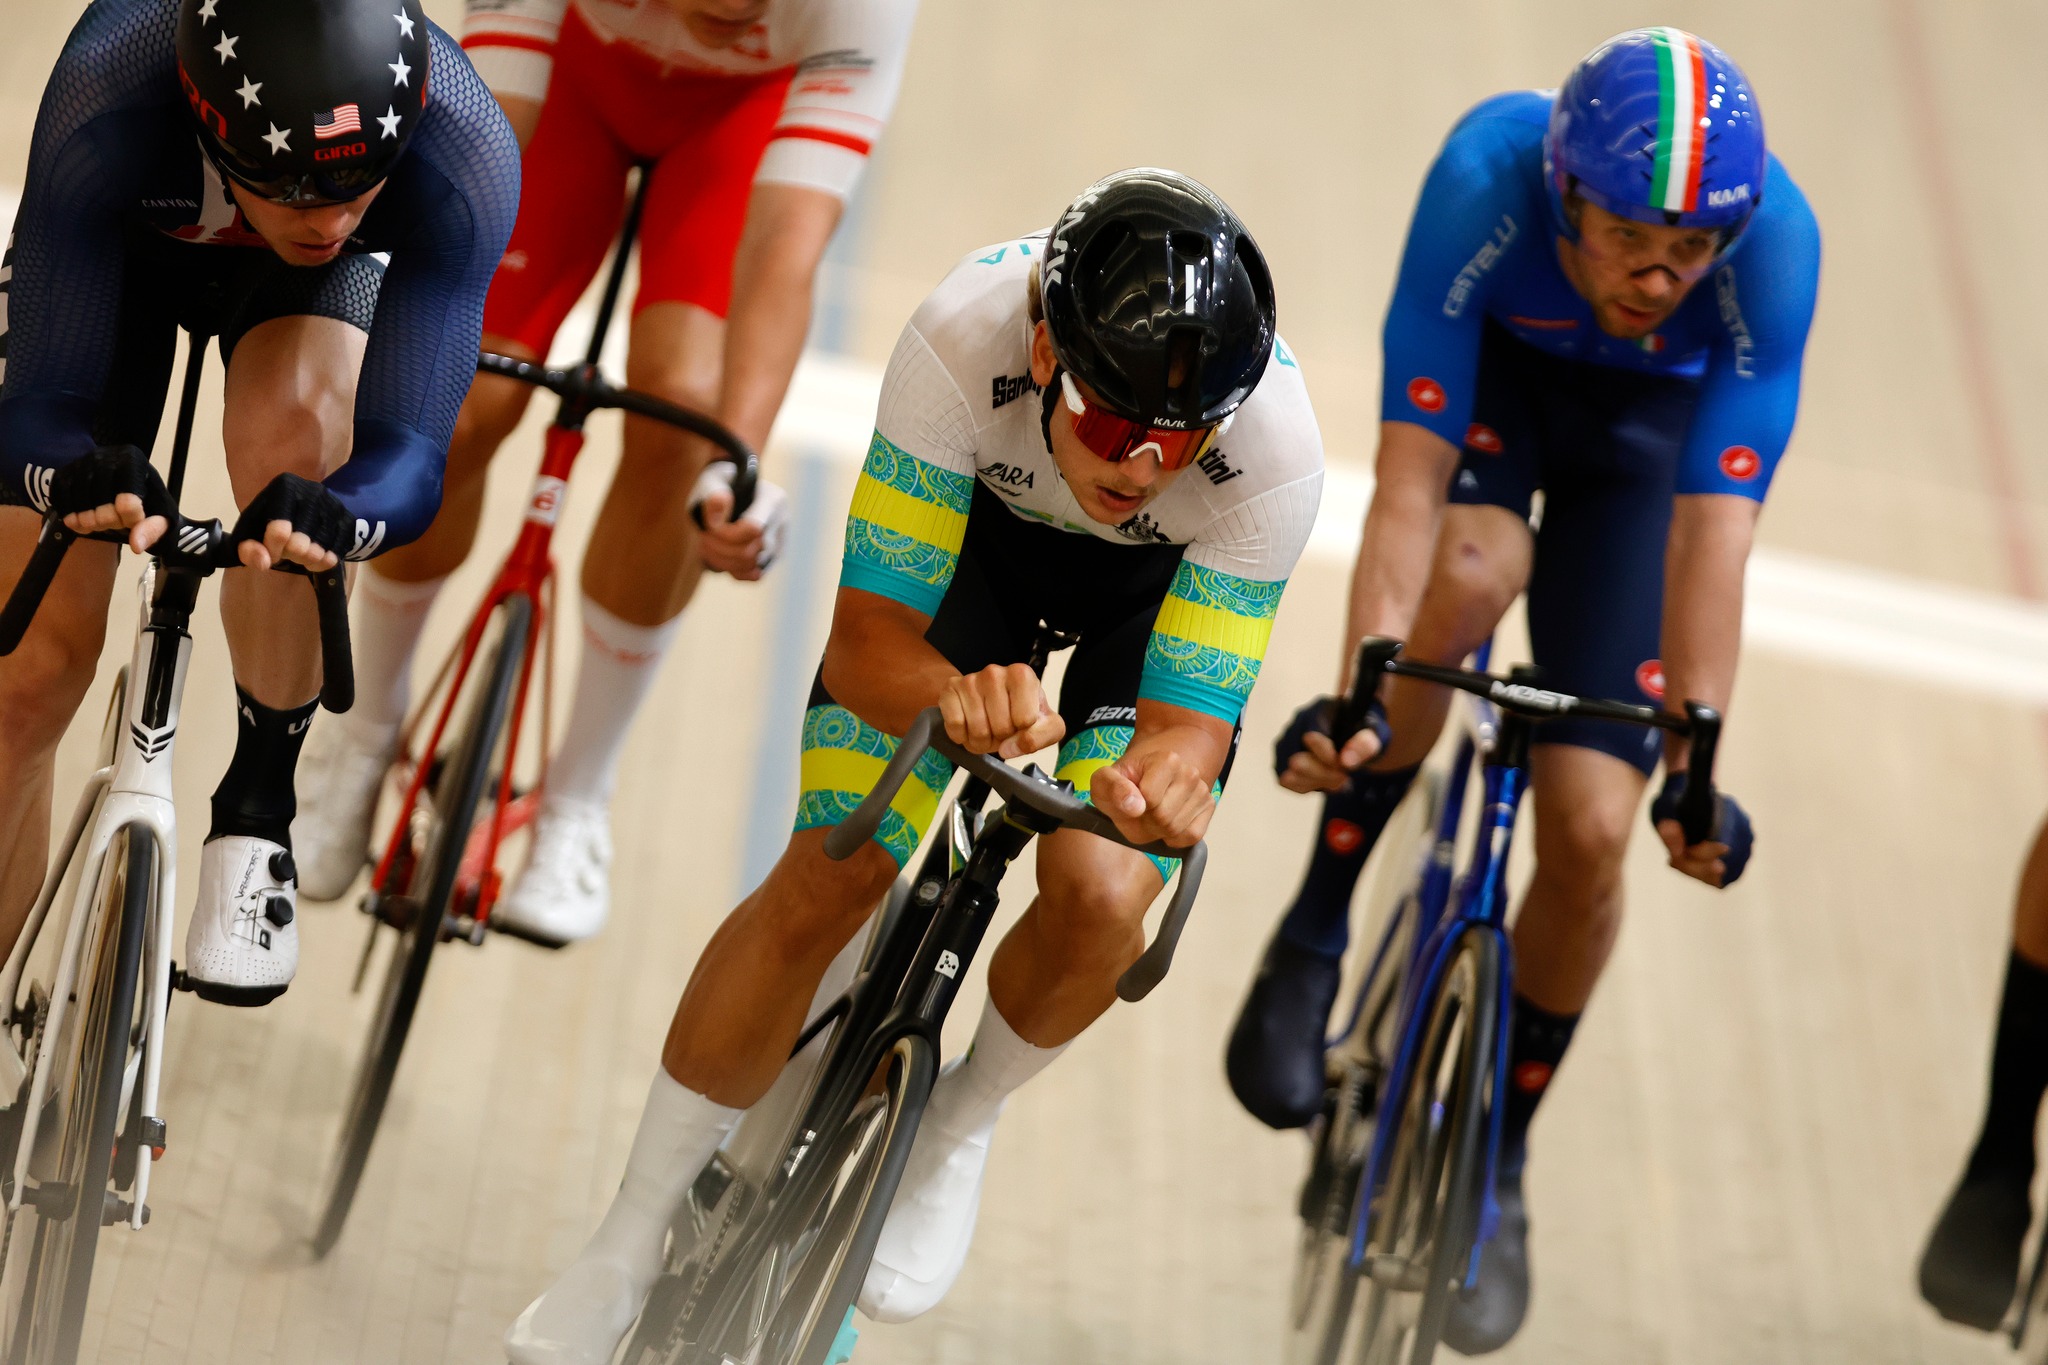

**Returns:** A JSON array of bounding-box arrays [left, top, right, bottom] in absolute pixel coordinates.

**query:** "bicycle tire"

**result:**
[[1, 824, 153, 1365], [1350, 927, 1498, 1365], [1287, 771, 1445, 1365], [2015, 1214, 2048, 1356], [630, 1034, 935, 1365], [311, 593, 532, 1257]]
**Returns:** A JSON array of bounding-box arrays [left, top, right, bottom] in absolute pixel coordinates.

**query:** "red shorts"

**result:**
[[482, 7, 793, 353]]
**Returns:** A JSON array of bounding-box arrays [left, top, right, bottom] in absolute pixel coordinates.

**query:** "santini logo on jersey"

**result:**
[[991, 372, 1040, 409], [1196, 447, 1241, 485], [1706, 184, 1752, 208]]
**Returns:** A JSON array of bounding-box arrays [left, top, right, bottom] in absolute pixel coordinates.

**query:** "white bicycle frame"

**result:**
[[0, 560, 190, 1235]]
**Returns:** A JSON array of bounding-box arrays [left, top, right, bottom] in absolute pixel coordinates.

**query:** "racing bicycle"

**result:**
[[310, 167, 759, 1256], [1284, 638, 1723, 1365], [0, 336, 352, 1362], [619, 630, 1211, 1365]]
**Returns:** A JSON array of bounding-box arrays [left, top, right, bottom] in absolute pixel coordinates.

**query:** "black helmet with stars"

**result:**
[[176, 0, 431, 206]]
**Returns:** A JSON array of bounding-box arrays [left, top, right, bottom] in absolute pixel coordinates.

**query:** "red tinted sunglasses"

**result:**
[[1060, 372, 1228, 471]]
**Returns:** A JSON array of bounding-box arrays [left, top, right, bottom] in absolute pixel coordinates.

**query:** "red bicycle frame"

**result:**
[[361, 168, 761, 941]]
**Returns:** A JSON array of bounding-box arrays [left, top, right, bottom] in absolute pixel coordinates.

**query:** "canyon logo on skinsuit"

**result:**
[[1407, 377, 1445, 414], [1718, 446, 1760, 481]]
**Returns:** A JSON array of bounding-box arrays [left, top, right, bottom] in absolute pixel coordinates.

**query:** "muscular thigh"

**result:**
[[219, 252, 382, 498], [1520, 352, 1697, 774]]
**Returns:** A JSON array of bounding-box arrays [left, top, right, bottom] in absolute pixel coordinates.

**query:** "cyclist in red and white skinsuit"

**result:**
[[292, 0, 920, 943]]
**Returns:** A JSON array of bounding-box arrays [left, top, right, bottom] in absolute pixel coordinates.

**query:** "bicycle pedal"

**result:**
[[100, 1191, 148, 1227], [170, 962, 196, 994]]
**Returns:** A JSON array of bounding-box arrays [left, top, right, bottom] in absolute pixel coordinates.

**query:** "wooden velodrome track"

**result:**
[[3, 0, 2048, 1360]]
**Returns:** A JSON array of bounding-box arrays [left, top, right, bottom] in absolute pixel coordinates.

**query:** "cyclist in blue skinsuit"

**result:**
[[1226, 29, 1819, 1351], [0, 0, 517, 1006]]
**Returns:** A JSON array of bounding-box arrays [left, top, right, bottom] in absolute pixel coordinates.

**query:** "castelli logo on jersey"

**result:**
[[1635, 659, 1666, 701], [1514, 1061, 1554, 1093], [1324, 819, 1365, 854], [1719, 445, 1761, 481], [1407, 377, 1445, 413], [1465, 423, 1503, 454]]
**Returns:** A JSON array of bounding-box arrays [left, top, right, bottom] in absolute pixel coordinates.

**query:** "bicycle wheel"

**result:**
[[311, 594, 532, 1257], [2014, 1214, 2048, 1356], [629, 1034, 935, 1365], [1288, 772, 1444, 1365], [0, 825, 153, 1365], [1349, 927, 1499, 1365]]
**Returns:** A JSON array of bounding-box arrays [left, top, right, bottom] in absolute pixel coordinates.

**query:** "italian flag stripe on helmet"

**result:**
[[1649, 27, 1707, 213]]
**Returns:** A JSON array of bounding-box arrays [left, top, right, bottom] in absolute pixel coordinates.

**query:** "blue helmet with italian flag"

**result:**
[[1543, 28, 1766, 255]]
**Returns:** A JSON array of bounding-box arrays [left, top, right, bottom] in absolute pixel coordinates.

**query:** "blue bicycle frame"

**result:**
[[1346, 649, 1520, 1287]]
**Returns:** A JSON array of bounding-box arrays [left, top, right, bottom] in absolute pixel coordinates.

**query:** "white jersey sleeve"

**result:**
[[462, 0, 567, 103], [755, 0, 919, 201], [838, 312, 978, 616]]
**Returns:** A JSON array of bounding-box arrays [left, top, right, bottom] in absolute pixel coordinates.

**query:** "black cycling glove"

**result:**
[[1273, 693, 1391, 784], [1648, 772, 1755, 886], [231, 473, 352, 562], [48, 445, 176, 529]]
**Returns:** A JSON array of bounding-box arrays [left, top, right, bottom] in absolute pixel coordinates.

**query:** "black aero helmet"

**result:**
[[177, 0, 431, 206], [1040, 169, 1276, 430]]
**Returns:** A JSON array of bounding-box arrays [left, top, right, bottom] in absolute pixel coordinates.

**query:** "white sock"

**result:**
[[349, 570, 446, 732], [546, 595, 682, 806], [521, 1069, 741, 1346], [925, 998, 1069, 1141]]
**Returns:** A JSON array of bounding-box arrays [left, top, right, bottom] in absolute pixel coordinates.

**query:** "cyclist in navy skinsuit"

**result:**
[[1226, 30, 1819, 1351], [0, 0, 517, 1006]]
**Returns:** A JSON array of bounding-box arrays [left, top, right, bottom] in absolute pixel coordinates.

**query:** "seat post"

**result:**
[[580, 163, 654, 370]]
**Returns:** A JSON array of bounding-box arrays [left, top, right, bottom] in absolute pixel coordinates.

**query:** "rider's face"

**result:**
[[1028, 321, 1191, 527], [668, 0, 772, 49], [229, 180, 384, 267], [1557, 199, 1720, 340]]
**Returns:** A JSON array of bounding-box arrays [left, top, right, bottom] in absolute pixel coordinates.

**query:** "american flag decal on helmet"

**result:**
[[314, 104, 363, 139]]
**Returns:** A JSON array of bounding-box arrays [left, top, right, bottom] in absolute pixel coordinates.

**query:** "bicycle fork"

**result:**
[[2, 566, 194, 1230]]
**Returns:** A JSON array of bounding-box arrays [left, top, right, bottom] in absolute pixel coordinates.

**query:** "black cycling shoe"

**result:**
[[1443, 1156, 1530, 1356], [1225, 935, 1342, 1130], [1918, 1163, 2033, 1330]]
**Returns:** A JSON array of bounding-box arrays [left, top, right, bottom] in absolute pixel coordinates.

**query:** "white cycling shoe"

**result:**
[[858, 1078, 994, 1324], [492, 798, 613, 947], [183, 835, 298, 1007], [504, 1259, 649, 1365], [290, 712, 396, 901]]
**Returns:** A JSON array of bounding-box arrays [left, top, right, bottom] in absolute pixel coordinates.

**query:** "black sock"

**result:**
[[1499, 994, 1580, 1167], [209, 687, 319, 847], [1967, 950, 2048, 1180], [1274, 764, 1421, 960]]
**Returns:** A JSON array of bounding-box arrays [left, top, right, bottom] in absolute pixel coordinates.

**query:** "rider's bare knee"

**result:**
[[451, 372, 534, 469], [755, 832, 900, 966], [0, 618, 103, 743], [1533, 784, 1633, 901], [1032, 844, 1156, 976]]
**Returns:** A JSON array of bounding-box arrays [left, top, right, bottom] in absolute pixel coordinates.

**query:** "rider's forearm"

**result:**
[[820, 587, 959, 737], [717, 183, 845, 455], [1659, 492, 1760, 771], [1127, 700, 1235, 790], [1337, 421, 1461, 690]]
